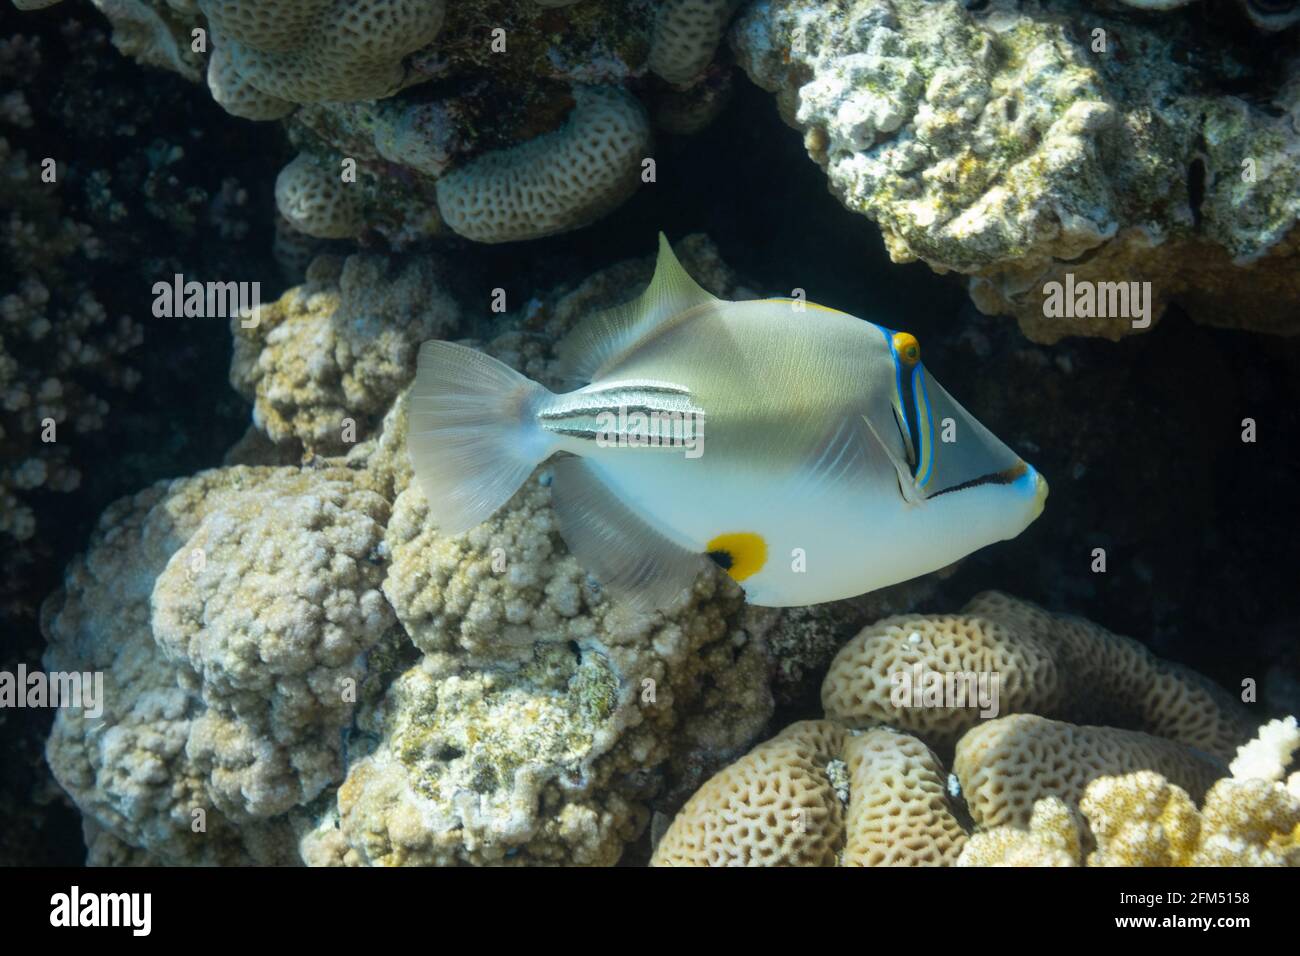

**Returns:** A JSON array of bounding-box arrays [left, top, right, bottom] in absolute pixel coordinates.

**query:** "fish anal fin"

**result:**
[[550, 456, 708, 612], [555, 233, 718, 385]]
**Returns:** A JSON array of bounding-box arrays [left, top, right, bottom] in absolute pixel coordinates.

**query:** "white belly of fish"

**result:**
[[576, 443, 911, 607]]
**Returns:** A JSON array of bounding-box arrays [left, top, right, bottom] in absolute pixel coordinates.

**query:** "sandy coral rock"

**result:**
[[274, 152, 363, 239], [652, 722, 967, 866], [150, 467, 394, 819], [731, 0, 1300, 341], [229, 253, 460, 456], [435, 85, 651, 243], [199, 0, 445, 112], [42, 474, 293, 863], [954, 714, 1224, 830], [42, 465, 392, 861], [329, 564, 772, 865], [957, 796, 1081, 866], [821, 591, 1252, 759]]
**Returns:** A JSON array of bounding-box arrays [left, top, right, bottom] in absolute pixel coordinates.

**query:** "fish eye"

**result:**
[[892, 331, 921, 366]]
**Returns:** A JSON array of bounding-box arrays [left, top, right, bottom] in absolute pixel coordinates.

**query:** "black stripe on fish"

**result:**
[[927, 460, 1029, 499]]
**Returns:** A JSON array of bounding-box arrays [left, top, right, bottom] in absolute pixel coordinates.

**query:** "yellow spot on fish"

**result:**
[[706, 532, 767, 582], [893, 331, 921, 366]]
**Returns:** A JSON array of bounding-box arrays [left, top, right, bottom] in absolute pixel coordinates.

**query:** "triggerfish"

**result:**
[[409, 235, 1047, 609]]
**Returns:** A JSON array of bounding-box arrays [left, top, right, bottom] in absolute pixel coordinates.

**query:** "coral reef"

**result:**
[[0, 30, 141, 605], [731, 0, 1300, 341], [12, 0, 743, 246], [45, 236, 949, 865], [41, 465, 394, 862], [954, 714, 1224, 829]]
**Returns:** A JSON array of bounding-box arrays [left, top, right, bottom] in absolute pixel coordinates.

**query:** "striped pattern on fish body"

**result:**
[[409, 234, 1047, 609]]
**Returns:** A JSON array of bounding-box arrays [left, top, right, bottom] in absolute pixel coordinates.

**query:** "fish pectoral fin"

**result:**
[[550, 456, 709, 612], [860, 413, 925, 506]]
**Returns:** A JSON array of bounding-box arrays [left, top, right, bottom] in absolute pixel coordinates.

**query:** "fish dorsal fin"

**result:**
[[555, 233, 718, 385]]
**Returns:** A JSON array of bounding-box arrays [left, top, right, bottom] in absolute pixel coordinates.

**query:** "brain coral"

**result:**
[[959, 716, 1300, 866], [821, 591, 1253, 759], [731, 0, 1300, 340], [228, 252, 460, 456], [273, 151, 364, 239], [198, 0, 446, 111], [649, 0, 740, 86], [651, 721, 967, 866], [953, 714, 1225, 830], [434, 85, 651, 243]]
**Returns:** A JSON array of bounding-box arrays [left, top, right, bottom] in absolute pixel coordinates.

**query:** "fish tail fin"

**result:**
[[408, 341, 554, 534]]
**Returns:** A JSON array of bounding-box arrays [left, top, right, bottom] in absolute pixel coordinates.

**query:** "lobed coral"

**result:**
[[434, 84, 651, 244], [731, 0, 1300, 341], [953, 714, 1224, 830], [821, 591, 1253, 758], [199, 0, 446, 112], [41, 464, 397, 861], [651, 720, 967, 866]]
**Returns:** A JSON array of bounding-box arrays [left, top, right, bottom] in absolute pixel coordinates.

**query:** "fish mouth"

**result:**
[[1028, 465, 1049, 522]]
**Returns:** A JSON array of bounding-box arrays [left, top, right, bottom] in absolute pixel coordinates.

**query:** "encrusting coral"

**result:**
[[228, 252, 461, 456], [821, 591, 1254, 759], [731, 0, 1300, 340]]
